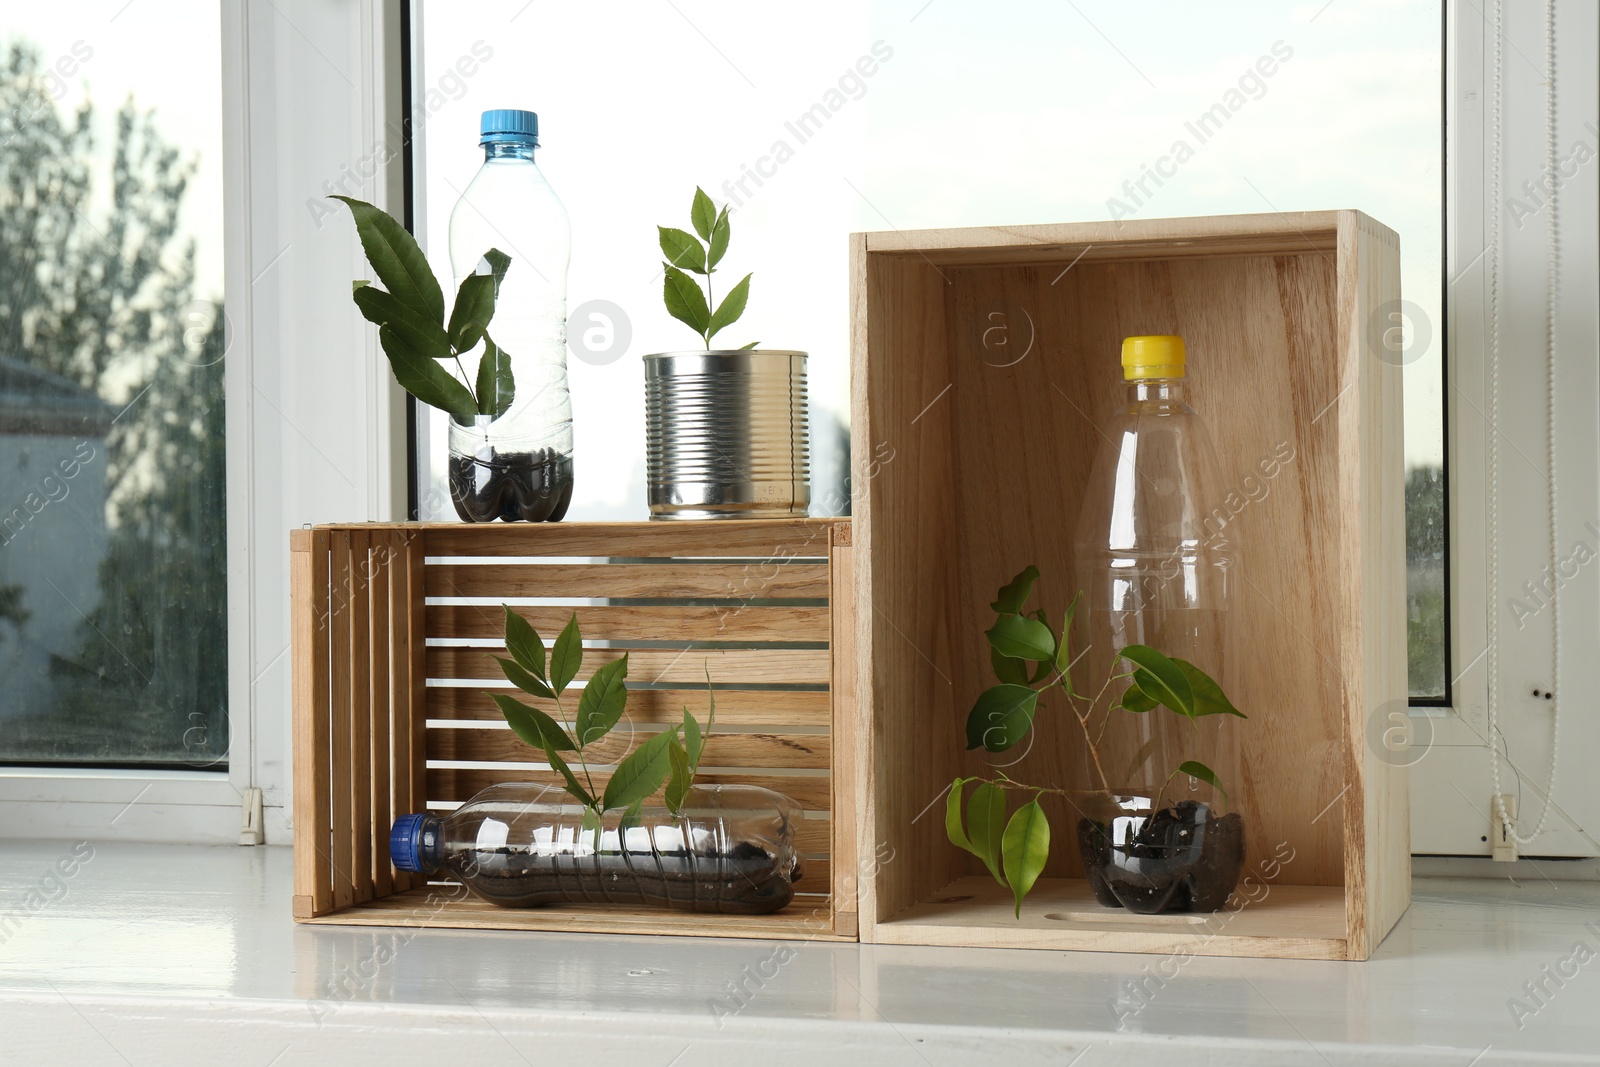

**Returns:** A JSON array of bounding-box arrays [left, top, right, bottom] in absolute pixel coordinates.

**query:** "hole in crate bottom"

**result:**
[[1041, 910, 1209, 925]]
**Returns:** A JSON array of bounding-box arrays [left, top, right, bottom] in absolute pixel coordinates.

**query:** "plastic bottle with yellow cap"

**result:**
[[1071, 333, 1245, 910]]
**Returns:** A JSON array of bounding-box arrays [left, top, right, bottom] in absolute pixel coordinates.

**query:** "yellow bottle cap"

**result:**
[[1121, 335, 1186, 380]]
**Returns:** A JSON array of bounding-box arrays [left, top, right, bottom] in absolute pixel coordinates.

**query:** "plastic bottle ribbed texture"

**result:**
[[391, 783, 805, 915]]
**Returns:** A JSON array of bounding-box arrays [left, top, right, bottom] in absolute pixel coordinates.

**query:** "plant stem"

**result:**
[[554, 691, 601, 805], [453, 352, 477, 410], [704, 272, 714, 347]]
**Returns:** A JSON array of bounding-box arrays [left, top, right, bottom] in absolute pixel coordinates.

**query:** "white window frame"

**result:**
[[0, 0, 409, 844], [1411, 0, 1600, 856]]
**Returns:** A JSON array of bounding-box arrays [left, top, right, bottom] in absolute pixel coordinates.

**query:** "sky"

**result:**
[[416, 0, 1444, 519], [4, 0, 1442, 522], [5, 1, 225, 305]]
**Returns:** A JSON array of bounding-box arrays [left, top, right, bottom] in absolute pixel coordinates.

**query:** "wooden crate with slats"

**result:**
[[290, 519, 857, 941]]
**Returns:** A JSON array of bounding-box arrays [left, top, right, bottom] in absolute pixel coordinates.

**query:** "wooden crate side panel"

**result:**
[[427, 686, 831, 727], [422, 519, 839, 559], [425, 562, 830, 600], [430, 604, 831, 643], [1341, 212, 1410, 959], [415, 519, 848, 928], [936, 253, 1348, 888], [348, 532, 374, 905], [291, 530, 333, 918], [857, 211, 1342, 266], [327, 533, 356, 911], [856, 251, 965, 929], [830, 530, 860, 938], [426, 646, 830, 685], [387, 531, 417, 894]]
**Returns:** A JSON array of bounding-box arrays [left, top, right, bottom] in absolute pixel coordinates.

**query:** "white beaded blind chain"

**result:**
[[1486, 0, 1563, 846]]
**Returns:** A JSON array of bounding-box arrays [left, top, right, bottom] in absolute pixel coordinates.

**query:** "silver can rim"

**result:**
[[642, 349, 808, 360]]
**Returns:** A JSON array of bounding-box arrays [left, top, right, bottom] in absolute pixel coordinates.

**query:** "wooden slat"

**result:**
[[369, 533, 393, 898], [425, 562, 829, 600], [406, 534, 429, 889], [829, 534, 860, 937], [428, 603, 831, 643], [302, 884, 849, 942], [427, 767, 833, 811], [349, 532, 374, 905], [427, 686, 831, 727], [422, 519, 844, 560], [427, 645, 829, 685], [874, 878, 1346, 959], [425, 726, 831, 770], [290, 530, 333, 919], [388, 532, 414, 895], [328, 533, 355, 911]]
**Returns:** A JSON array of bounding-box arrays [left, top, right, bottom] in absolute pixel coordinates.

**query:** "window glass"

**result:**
[[413, 0, 1444, 695], [0, 2, 227, 765]]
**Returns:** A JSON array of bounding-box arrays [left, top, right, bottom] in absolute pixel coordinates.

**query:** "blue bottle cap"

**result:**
[[390, 812, 429, 872], [480, 109, 539, 146]]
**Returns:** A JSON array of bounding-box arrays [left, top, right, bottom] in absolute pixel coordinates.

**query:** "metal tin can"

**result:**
[[643, 350, 809, 520]]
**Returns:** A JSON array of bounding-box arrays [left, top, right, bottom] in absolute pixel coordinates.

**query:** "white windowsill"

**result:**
[[0, 841, 1594, 1066]]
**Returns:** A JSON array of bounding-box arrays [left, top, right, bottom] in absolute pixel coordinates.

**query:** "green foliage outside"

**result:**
[[0, 41, 227, 764]]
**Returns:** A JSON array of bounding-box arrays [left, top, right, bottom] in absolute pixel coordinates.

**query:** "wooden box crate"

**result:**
[[849, 211, 1407, 960], [290, 518, 858, 941]]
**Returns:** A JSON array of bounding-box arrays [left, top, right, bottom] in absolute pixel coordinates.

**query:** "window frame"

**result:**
[[1410, 0, 1600, 856], [0, 0, 410, 844]]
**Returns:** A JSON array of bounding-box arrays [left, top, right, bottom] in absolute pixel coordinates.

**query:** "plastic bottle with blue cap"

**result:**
[[445, 109, 573, 521]]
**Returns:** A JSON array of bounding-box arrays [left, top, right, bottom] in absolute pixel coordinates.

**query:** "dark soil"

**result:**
[[446, 839, 799, 915], [449, 447, 573, 523], [1077, 800, 1245, 914]]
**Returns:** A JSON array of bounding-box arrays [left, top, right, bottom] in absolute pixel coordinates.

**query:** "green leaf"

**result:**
[[1054, 592, 1081, 693], [479, 247, 511, 290], [619, 799, 645, 835], [448, 273, 496, 352], [737, 340, 759, 350], [965, 684, 1039, 752], [708, 205, 730, 268], [474, 334, 515, 419], [330, 195, 445, 324], [659, 226, 708, 274], [580, 804, 602, 837], [1173, 659, 1246, 718], [665, 735, 693, 815], [690, 188, 717, 241], [351, 285, 450, 356], [967, 782, 1008, 884], [990, 565, 1040, 615], [575, 655, 629, 746], [986, 614, 1055, 662], [945, 778, 974, 853], [1117, 644, 1194, 718], [502, 606, 547, 680], [683, 708, 705, 768], [490, 692, 574, 752], [602, 729, 678, 811], [494, 657, 556, 701], [705, 273, 751, 343], [662, 264, 711, 338], [1177, 760, 1229, 806], [549, 614, 583, 696], [378, 325, 477, 423], [544, 746, 594, 808], [1119, 676, 1158, 713], [1001, 800, 1051, 917], [990, 645, 1029, 686]]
